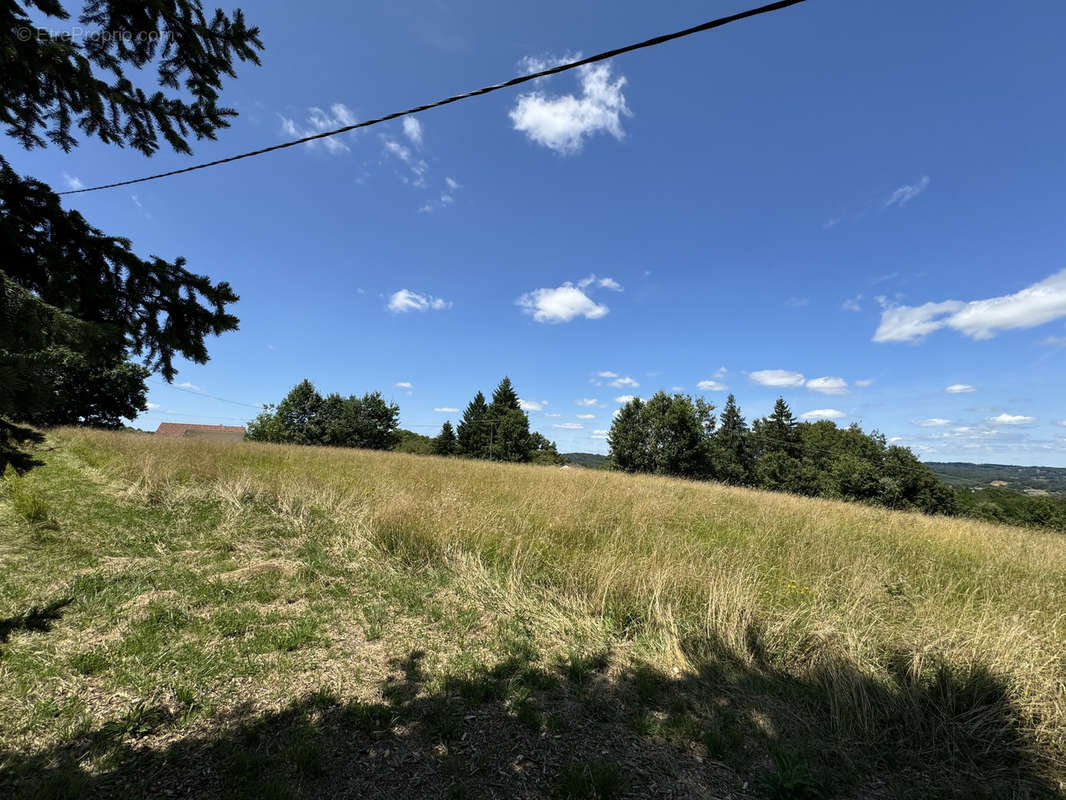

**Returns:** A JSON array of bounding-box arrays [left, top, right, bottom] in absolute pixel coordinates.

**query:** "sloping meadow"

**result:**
[[2, 428, 1064, 798]]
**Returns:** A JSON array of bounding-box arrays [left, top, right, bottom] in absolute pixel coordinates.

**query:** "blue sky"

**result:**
[[10, 0, 1066, 463]]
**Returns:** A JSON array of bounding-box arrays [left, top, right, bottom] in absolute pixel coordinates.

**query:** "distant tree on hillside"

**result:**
[[457, 391, 490, 458], [275, 380, 324, 445], [356, 392, 401, 450], [608, 392, 715, 477], [245, 404, 286, 443], [752, 397, 803, 491], [432, 421, 458, 456], [246, 380, 399, 450], [396, 429, 433, 455], [711, 394, 752, 484], [487, 377, 532, 462], [529, 432, 565, 465], [608, 397, 648, 473]]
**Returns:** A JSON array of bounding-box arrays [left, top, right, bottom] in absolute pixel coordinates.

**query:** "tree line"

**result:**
[[245, 380, 401, 450], [608, 392, 957, 515], [245, 376, 565, 465]]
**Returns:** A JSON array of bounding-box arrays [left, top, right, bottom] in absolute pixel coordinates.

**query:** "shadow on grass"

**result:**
[[0, 421, 45, 474], [0, 627, 1060, 800], [0, 598, 72, 647]]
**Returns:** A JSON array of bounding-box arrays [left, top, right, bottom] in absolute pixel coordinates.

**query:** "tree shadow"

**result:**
[[0, 625, 1060, 799], [0, 420, 45, 474], [0, 598, 72, 646]]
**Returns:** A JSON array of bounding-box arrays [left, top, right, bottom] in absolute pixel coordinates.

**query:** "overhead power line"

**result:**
[[148, 379, 264, 409], [59, 0, 806, 196]]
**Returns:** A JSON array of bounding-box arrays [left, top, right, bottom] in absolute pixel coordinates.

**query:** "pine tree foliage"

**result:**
[[457, 391, 489, 458], [3, 0, 262, 155], [456, 378, 553, 463], [486, 377, 531, 462], [1, 1, 262, 468], [432, 421, 458, 456]]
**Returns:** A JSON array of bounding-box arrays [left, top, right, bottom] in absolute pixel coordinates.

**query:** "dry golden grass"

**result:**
[[69, 431, 1066, 744], [3, 427, 1065, 798]]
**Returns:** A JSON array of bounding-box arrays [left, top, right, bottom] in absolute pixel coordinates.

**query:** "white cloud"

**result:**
[[387, 289, 451, 313], [385, 139, 412, 162], [445, 176, 461, 191], [889, 436, 904, 443], [800, 409, 846, 420], [592, 429, 609, 438], [63, 173, 84, 190], [750, 369, 805, 388], [576, 398, 604, 407], [395, 381, 413, 389], [596, 370, 619, 379], [544, 412, 562, 418], [805, 376, 849, 395], [553, 422, 583, 430], [509, 60, 631, 154], [615, 395, 637, 404], [713, 366, 728, 378], [874, 270, 1066, 342], [842, 295, 862, 312], [146, 402, 160, 410], [608, 376, 639, 389], [987, 413, 1036, 425], [278, 103, 358, 154], [945, 384, 977, 394], [884, 175, 930, 207], [697, 380, 727, 391], [578, 275, 623, 292], [519, 399, 546, 412], [785, 297, 809, 308], [576, 413, 596, 420], [854, 379, 875, 387], [584, 279, 622, 294], [382, 138, 429, 188], [176, 382, 201, 391], [434, 407, 459, 413], [517, 283, 609, 323], [913, 418, 952, 427], [1055, 419, 1066, 427], [402, 116, 423, 146], [130, 193, 143, 208]]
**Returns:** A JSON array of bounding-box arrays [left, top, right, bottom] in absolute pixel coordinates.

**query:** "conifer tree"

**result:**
[[432, 421, 458, 456], [487, 377, 531, 462], [489, 376, 521, 411], [457, 391, 489, 458], [764, 397, 798, 455], [713, 394, 753, 485]]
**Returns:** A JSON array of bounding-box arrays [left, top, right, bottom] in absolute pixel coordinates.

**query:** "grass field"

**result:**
[[1, 429, 1065, 799]]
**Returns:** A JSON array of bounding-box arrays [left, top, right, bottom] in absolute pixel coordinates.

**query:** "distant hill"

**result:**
[[563, 452, 609, 469], [926, 462, 1066, 495]]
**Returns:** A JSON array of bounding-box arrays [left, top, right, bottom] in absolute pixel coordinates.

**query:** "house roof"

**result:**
[[155, 422, 246, 437]]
